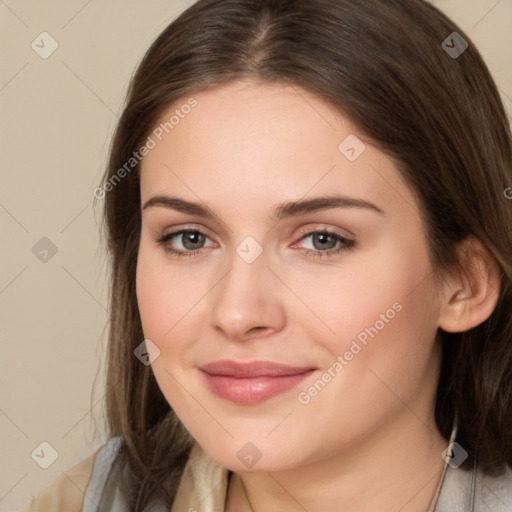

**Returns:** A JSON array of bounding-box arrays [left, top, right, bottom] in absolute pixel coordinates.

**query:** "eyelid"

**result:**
[[158, 222, 353, 244], [293, 222, 354, 241], [157, 222, 356, 255], [159, 223, 217, 241], [156, 222, 356, 261]]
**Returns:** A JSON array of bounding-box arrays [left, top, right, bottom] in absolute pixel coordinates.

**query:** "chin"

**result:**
[[197, 436, 304, 474]]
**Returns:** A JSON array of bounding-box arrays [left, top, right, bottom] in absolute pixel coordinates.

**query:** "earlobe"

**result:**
[[438, 237, 501, 334]]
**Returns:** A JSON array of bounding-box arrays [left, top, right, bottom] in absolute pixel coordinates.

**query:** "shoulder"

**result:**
[[21, 437, 122, 512], [435, 463, 512, 511], [476, 464, 512, 510]]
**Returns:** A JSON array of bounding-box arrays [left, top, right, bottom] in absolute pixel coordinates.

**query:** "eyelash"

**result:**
[[155, 228, 355, 260]]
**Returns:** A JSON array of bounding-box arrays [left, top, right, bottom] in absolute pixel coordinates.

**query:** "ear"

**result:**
[[438, 236, 501, 333]]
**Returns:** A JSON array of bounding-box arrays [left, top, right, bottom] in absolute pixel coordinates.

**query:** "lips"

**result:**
[[199, 360, 317, 405]]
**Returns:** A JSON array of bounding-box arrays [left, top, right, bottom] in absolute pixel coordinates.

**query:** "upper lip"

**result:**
[[199, 360, 317, 378]]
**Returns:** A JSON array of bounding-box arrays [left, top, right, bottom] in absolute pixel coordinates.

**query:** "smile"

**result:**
[[198, 360, 317, 405]]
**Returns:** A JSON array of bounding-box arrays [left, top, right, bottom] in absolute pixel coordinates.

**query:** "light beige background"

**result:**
[[1, 1, 511, 510]]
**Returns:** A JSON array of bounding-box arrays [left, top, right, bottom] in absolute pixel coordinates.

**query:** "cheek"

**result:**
[[298, 241, 441, 425], [136, 254, 169, 340], [299, 231, 438, 371], [288, 243, 434, 354], [135, 243, 216, 388], [135, 246, 200, 409], [136, 243, 197, 341], [285, 275, 441, 459]]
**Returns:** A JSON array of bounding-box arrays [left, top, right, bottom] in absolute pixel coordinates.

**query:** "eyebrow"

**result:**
[[142, 194, 385, 220]]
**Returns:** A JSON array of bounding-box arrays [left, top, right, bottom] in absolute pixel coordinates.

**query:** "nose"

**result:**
[[209, 246, 286, 343]]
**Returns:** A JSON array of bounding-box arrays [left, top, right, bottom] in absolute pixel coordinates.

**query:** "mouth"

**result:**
[[198, 360, 317, 405]]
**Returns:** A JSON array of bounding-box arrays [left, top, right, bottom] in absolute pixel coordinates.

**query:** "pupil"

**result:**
[[314, 233, 333, 250], [185, 231, 203, 249]]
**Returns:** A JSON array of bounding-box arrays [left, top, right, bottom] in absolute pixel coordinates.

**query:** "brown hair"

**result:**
[[95, 0, 512, 509]]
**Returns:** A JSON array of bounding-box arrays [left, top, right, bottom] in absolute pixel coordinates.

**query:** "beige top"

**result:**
[[22, 446, 102, 512], [22, 434, 453, 512]]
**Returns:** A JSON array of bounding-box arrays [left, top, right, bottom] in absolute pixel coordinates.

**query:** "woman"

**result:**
[[23, 0, 512, 510]]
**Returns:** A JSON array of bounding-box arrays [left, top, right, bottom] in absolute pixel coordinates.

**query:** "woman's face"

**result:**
[[136, 79, 445, 472]]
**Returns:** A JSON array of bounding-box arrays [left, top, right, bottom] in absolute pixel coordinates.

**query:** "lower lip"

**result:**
[[200, 370, 315, 405]]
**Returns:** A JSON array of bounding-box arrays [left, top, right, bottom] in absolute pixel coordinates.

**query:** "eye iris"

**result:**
[[312, 233, 337, 250], [182, 231, 205, 250]]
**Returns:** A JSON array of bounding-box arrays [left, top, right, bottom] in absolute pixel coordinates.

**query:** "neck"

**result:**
[[226, 411, 448, 512]]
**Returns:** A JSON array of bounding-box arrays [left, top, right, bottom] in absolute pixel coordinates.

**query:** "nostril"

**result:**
[[248, 326, 270, 336]]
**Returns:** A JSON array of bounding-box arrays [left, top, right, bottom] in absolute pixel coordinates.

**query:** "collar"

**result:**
[[170, 440, 229, 512]]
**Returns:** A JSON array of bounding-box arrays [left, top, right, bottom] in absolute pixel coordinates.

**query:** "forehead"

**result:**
[[139, 80, 418, 221]]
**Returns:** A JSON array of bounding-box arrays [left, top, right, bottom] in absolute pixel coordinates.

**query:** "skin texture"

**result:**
[[136, 79, 499, 511]]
